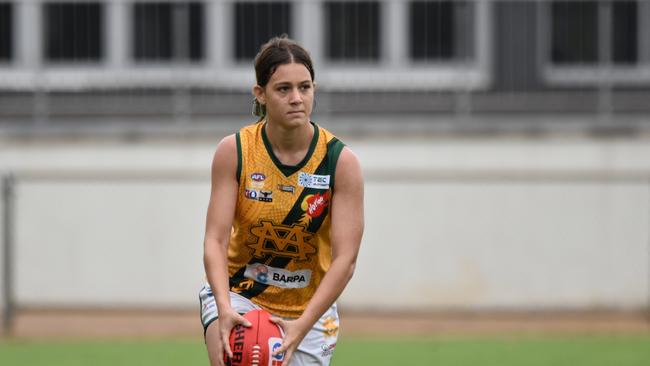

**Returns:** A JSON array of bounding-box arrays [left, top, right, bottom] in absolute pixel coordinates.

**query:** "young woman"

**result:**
[[199, 37, 364, 366]]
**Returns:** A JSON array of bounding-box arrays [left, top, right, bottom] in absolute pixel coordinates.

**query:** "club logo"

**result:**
[[248, 221, 316, 261], [322, 317, 339, 338]]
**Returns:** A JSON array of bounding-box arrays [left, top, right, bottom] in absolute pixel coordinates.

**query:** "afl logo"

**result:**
[[251, 173, 266, 182]]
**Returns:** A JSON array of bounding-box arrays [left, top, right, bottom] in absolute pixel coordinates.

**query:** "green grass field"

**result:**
[[1, 335, 649, 366]]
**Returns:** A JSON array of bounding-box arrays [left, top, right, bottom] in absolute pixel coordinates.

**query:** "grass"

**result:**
[[1, 335, 649, 366]]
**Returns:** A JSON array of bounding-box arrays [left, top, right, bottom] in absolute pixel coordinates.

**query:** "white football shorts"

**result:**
[[199, 283, 340, 366]]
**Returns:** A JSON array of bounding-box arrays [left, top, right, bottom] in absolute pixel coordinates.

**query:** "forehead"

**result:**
[[268, 62, 312, 85]]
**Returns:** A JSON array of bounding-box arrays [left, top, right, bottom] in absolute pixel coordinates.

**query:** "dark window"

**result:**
[[551, 1, 598, 64], [44, 2, 103, 62], [0, 3, 12, 61], [410, 1, 475, 62], [133, 2, 204, 62], [612, 1, 637, 64], [234, 2, 291, 61], [551, 1, 639, 66], [325, 1, 381, 61], [411, 1, 454, 60]]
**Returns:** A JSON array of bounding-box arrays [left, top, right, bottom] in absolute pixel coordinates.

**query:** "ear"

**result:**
[[252, 85, 266, 105]]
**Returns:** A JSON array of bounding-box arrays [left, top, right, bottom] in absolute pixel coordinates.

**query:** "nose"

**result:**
[[289, 87, 302, 105]]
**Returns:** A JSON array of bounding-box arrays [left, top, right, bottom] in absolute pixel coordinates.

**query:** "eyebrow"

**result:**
[[272, 80, 312, 87]]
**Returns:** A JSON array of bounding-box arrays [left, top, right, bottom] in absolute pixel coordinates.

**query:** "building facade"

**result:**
[[0, 0, 649, 137]]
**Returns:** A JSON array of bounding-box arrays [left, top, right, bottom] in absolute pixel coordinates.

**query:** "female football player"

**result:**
[[199, 36, 364, 366]]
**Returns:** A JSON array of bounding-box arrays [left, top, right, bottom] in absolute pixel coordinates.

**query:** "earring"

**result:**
[[252, 99, 266, 118]]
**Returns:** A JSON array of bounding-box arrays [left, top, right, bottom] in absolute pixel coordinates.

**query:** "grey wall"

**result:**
[[1, 136, 649, 311]]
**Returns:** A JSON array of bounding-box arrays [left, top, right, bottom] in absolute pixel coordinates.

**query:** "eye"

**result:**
[[278, 86, 289, 93], [300, 84, 311, 91]]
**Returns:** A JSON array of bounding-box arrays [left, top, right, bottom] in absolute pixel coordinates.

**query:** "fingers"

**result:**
[[237, 313, 252, 327], [282, 349, 294, 366], [221, 332, 233, 359], [269, 317, 285, 331]]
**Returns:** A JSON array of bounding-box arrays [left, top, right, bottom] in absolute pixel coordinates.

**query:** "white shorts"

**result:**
[[199, 284, 339, 366]]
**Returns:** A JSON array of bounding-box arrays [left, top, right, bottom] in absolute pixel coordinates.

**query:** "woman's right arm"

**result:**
[[203, 134, 251, 364]]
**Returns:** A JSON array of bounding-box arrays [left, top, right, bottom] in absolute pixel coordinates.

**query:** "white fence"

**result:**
[[1, 138, 650, 321]]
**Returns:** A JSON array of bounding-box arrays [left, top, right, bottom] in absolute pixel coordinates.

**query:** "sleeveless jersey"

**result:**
[[227, 121, 345, 318]]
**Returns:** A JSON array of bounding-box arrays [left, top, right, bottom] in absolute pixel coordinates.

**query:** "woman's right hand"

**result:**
[[219, 307, 252, 360]]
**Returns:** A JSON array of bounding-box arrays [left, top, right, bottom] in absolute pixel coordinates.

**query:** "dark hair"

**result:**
[[254, 36, 315, 88], [252, 36, 315, 118]]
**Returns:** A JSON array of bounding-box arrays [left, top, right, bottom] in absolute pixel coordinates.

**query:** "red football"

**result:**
[[224, 309, 285, 366]]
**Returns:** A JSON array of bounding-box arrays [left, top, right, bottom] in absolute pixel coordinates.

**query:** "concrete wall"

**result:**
[[1, 136, 649, 311]]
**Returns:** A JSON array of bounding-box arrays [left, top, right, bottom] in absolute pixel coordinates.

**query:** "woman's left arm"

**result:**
[[271, 147, 364, 364]]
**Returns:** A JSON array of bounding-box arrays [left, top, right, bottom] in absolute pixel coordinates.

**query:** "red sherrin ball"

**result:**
[[224, 309, 285, 366]]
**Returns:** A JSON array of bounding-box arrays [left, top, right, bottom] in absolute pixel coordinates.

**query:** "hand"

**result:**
[[219, 307, 252, 360], [270, 317, 311, 366]]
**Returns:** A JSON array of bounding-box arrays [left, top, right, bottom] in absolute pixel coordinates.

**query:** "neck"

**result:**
[[264, 119, 314, 165]]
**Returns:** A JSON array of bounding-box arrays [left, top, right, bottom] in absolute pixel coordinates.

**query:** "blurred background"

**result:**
[[1, 0, 650, 361]]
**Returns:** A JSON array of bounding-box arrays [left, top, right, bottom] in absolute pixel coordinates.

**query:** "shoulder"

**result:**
[[333, 147, 363, 191], [211, 134, 239, 179], [213, 134, 237, 161], [336, 147, 361, 172]]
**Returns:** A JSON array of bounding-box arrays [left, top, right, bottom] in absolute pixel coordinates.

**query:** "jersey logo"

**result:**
[[298, 172, 330, 189], [248, 221, 316, 261]]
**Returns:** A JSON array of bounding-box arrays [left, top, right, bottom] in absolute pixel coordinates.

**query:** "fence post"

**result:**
[[2, 174, 15, 336]]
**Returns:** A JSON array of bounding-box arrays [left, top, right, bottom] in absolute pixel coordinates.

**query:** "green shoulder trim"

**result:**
[[235, 132, 242, 184], [327, 137, 346, 192]]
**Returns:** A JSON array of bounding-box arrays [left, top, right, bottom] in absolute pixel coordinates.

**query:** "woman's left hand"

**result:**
[[269, 316, 312, 365]]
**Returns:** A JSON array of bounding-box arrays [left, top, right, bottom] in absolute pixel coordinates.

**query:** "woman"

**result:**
[[199, 36, 364, 366]]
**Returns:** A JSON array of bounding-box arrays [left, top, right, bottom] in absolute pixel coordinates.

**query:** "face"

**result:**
[[254, 62, 314, 129]]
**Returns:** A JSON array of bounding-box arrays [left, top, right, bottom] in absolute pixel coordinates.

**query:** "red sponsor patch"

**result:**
[[303, 191, 330, 218]]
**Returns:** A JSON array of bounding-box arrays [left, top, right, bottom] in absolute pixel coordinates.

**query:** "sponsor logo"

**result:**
[[269, 338, 284, 365], [202, 301, 215, 312], [245, 188, 258, 200], [231, 324, 246, 364], [321, 342, 336, 357], [249, 264, 269, 283], [248, 221, 316, 261], [244, 264, 312, 289], [298, 172, 330, 190], [278, 184, 295, 194], [258, 190, 273, 202], [301, 191, 330, 218], [251, 173, 266, 182]]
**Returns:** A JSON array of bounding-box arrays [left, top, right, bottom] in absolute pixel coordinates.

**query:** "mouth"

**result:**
[[287, 111, 304, 116]]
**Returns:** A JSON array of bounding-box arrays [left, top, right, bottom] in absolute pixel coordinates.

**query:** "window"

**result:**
[[409, 1, 475, 62], [0, 2, 11, 61], [43, 2, 103, 62], [133, 2, 204, 62], [612, 1, 637, 64], [324, 1, 381, 62], [551, 1, 638, 65], [234, 2, 291, 61]]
